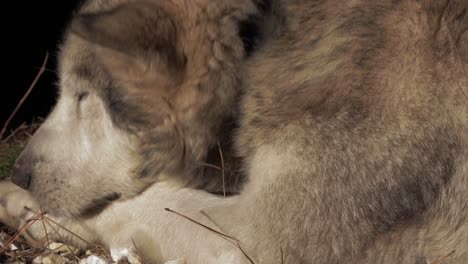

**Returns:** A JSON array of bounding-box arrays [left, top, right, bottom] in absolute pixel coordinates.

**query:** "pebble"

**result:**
[[32, 256, 43, 264], [79, 255, 110, 264], [110, 247, 141, 264], [48, 242, 80, 255], [33, 253, 67, 264]]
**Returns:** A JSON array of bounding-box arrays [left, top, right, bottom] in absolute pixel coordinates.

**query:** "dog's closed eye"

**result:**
[[77, 91, 89, 102]]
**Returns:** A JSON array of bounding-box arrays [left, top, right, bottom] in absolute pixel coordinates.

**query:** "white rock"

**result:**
[[42, 256, 54, 264], [32, 256, 43, 264], [110, 247, 130, 262], [10, 243, 18, 251], [41, 253, 66, 264], [127, 254, 142, 264], [48, 242, 80, 255], [79, 255, 109, 264], [110, 247, 141, 264]]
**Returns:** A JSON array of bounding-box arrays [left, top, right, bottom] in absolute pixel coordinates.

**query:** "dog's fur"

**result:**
[[1, 0, 468, 263]]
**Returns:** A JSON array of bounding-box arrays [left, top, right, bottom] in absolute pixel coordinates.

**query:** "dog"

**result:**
[[1, 0, 468, 263]]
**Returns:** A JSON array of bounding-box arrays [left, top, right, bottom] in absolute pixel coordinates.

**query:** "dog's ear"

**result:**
[[70, 1, 185, 82]]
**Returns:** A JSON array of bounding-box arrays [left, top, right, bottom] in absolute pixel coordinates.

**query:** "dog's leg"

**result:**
[[87, 182, 248, 264], [0, 181, 97, 249], [0, 180, 247, 263]]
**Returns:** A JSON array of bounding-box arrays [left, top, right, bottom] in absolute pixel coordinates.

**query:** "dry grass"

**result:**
[[0, 122, 42, 180], [0, 207, 119, 263], [0, 125, 48, 261], [0, 52, 49, 263], [0, 52, 48, 180]]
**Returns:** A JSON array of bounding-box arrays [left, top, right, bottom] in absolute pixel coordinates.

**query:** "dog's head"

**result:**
[[10, 0, 260, 217]]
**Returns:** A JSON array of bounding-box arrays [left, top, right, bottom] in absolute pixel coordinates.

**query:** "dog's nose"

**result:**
[[11, 161, 33, 190]]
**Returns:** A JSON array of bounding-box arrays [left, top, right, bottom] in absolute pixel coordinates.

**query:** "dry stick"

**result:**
[[43, 216, 113, 262], [39, 209, 51, 255], [280, 247, 284, 264], [131, 239, 140, 258], [165, 208, 255, 264], [42, 215, 113, 261], [42, 219, 81, 262], [216, 138, 226, 197], [131, 239, 146, 264], [6, 247, 42, 260], [0, 212, 44, 254], [2, 123, 27, 143], [23, 122, 41, 138], [23, 206, 97, 250], [0, 52, 49, 141], [198, 162, 222, 171], [41, 216, 94, 249]]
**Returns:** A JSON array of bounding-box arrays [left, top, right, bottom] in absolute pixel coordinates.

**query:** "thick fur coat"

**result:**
[[1, 0, 468, 263]]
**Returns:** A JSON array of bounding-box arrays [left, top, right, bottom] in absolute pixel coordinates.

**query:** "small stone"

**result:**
[[110, 248, 130, 262], [48, 242, 80, 255], [110, 247, 142, 264], [127, 255, 142, 264], [32, 255, 43, 264], [10, 243, 18, 250], [79, 255, 109, 264], [41, 253, 66, 264]]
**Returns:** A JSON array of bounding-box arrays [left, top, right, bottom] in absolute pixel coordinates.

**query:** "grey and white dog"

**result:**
[[1, 0, 468, 263]]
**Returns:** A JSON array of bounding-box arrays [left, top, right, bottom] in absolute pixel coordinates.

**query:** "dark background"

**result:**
[[1, 0, 83, 135]]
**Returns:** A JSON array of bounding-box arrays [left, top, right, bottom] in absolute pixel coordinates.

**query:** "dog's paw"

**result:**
[[0, 180, 46, 247], [0, 181, 38, 227]]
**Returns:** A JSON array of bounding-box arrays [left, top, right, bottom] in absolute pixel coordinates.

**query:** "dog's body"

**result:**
[[1, 0, 468, 263]]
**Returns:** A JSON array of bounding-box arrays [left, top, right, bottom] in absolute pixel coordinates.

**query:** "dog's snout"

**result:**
[[11, 159, 34, 190]]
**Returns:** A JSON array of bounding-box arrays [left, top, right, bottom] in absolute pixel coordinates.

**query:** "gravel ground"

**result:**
[[0, 224, 186, 264]]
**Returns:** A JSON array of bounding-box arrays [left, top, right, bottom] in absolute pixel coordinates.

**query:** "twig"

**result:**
[[1, 123, 27, 143], [42, 219, 81, 262], [165, 207, 255, 264], [198, 162, 222, 171], [39, 208, 51, 255], [0, 211, 45, 254], [41, 216, 94, 249], [131, 239, 145, 264], [0, 52, 49, 140], [23, 206, 97, 249], [33, 209, 112, 261], [44, 216, 113, 261], [280, 247, 284, 264], [165, 208, 238, 242], [216, 138, 226, 197], [12, 206, 113, 261]]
